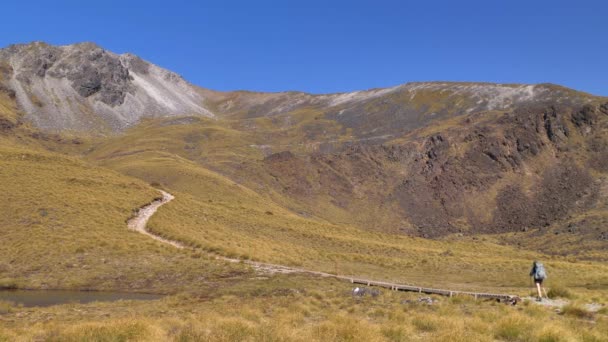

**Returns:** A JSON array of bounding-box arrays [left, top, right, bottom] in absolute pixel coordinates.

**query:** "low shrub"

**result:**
[[533, 323, 574, 342], [0, 300, 13, 314], [494, 316, 532, 342], [412, 316, 438, 332], [45, 321, 150, 342], [0, 279, 18, 290], [547, 286, 574, 299], [381, 326, 409, 341], [561, 304, 594, 319]]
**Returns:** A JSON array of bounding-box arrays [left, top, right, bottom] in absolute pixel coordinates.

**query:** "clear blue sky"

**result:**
[[2, 1, 607, 95]]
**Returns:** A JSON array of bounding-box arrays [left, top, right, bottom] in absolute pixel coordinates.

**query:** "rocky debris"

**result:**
[[588, 136, 608, 172], [424, 134, 449, 163], [264, 150, 296, 163], [121, 53, 150, 75], [600, 103, 608, 115], [542, 106, 569, 143], [352, 287, 381, 297], [401, 296, 438, 305], [571, 104, 598, 128], [505, 297, 521, 305], [45, 44, 133, 106], [566, 222, 578, 234], [0, 61, 13, 78], [0, 84, 16, 99], [0, 118, 16, 132], [15, 44, 60, 79]]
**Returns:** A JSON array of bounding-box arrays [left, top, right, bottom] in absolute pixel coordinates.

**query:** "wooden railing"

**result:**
[[345, 277, 520, 303]]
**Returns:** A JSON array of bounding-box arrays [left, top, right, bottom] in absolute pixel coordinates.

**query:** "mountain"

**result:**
[[1, 41, 607, 260], [0, 42, 212, 132], [1, 42, 597, 135]]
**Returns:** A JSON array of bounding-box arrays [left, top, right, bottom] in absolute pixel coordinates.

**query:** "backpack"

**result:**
[[534, 263, 547, 280]]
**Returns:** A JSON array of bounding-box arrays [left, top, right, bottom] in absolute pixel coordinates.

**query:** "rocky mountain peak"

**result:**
[[0, 41, 212, 132]]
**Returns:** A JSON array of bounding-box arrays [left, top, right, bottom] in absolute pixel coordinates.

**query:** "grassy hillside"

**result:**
[[0, 141, 248, 292], [84, 99, 608, 257], [78, 123, 608, 293]]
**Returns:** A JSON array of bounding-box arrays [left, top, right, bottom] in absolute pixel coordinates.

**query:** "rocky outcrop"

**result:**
[[46, 44, 133, 105], [258, 102, 607, 238], [0, 42, 212, 132]]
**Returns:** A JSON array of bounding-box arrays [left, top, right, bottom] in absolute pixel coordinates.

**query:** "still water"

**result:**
[[0, 289, 162, 307]]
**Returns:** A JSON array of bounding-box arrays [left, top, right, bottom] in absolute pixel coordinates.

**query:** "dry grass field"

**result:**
[[1, 275, 607, 341]]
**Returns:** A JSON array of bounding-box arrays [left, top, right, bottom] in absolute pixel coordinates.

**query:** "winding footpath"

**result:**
[[128, 190, 519, 303], [127, 191, 184, 249]]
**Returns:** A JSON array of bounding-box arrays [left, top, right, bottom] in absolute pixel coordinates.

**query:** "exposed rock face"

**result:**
[[0, 42, 212, 132], [46, 44, 133, 105], [259, 103, 608, 238]]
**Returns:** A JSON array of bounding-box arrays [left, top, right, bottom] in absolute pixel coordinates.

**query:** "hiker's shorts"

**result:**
[[534, 279, 544, 285]]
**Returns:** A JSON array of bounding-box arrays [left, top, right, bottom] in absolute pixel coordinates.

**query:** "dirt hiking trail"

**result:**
[[127, 190, 184, 249], [127, 190, 312, 274]]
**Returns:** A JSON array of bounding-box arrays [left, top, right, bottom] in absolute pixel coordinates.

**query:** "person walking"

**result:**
[[530, 261, 548, 301]]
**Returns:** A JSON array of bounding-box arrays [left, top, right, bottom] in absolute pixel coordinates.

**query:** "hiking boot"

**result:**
[[536, 297, 542, 302]]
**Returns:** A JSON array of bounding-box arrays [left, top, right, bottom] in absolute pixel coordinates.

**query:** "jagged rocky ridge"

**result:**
[[0, 42, 212, 131], [0, 42, 598, 134]]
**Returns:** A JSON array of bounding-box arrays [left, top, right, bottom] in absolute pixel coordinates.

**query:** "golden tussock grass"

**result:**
[[2, 276, 607, 342], [0, 143, 249, 292]]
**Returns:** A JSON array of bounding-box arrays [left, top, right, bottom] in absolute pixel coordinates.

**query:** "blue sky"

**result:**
[[2, 1, 607, 95]]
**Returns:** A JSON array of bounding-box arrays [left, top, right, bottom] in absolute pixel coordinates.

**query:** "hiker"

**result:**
[[529, 261, 547, 301]]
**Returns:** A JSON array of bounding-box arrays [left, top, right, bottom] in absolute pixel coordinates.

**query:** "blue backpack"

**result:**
[[534, 263, 547, 280]]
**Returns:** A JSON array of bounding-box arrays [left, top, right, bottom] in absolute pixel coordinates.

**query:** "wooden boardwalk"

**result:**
[[344, 276, 520, 303], [243, 262, 520, 303]]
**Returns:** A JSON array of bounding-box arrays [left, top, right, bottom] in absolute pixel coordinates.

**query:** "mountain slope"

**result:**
[[0, 140, 251, 291], [86, 99, 608, 259], [2, 41, 607, 264], [0, 42, 212, 132], [203, 82, 598, 142]]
